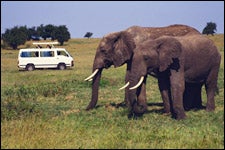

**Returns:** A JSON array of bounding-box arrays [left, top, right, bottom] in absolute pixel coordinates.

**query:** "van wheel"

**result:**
[[58, 63, 66, 70], [26, 64, 35, 71]]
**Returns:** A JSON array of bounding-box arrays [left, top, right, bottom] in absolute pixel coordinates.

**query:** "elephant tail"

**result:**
[[215, 84, 219, 95]]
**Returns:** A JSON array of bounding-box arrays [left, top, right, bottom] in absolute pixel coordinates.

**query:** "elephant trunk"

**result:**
[[128, 80, 147, 116], [86, 68, 103, 110], [127, 57, 148, 116]]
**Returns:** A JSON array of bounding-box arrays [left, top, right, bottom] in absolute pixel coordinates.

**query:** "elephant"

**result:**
[[84, 24, 201, 111], [124, 35, 221, 120]]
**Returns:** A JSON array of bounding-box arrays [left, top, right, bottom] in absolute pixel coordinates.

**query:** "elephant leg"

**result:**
[[127, 77, 147, 118], [135, 77, 148, 114], [183, 83, 203, 111], [191, 83, 203, 109], [160, 90, 171, 113], [117, 65, 130, 108], [123, 64, 131, 107], [205, 67, 219, 111], [158, 73, 171, 113], [127, 89, 137, 119], [115, 87, 127, 108], [169, 70, 186, 120], [183, 83, 192, 111], [124, 87, 129, 107]]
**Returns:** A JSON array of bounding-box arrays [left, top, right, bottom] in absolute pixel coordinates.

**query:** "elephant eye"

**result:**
[[143, 55, 149, 60], [100, 49, 106, 53]]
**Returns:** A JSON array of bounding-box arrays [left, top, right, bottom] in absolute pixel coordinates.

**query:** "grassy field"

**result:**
[[1, 34, 224, 149]]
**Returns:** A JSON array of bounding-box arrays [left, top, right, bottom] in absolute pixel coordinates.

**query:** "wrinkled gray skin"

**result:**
[[127, 35, 221, 120], [85, 24, 201, 111]]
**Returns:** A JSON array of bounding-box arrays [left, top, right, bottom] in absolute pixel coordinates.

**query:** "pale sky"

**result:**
[[1, 1, 224, 38]]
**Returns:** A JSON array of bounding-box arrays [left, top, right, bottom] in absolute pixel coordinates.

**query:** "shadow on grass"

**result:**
[[91, 101, 206, 118]]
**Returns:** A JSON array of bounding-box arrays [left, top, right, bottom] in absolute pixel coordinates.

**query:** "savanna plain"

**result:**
[[1, 34, 224, 149]]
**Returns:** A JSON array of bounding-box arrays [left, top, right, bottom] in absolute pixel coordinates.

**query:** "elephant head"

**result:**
[[126, 37, 183, 116], [84, 31, 135, 110], [129, 37, 182, 89]]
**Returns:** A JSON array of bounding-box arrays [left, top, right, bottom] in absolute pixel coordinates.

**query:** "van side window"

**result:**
[[21, 51, 39, 57], [57, 50, 68, 57], [40, 51, 54, 57]]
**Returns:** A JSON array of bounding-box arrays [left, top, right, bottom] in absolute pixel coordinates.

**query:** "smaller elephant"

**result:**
[[124, 35, 221, 120]]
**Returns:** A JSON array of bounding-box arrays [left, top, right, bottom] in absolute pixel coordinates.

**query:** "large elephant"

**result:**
[[84, 24, 200, 111], [125, 35, 221, 120]]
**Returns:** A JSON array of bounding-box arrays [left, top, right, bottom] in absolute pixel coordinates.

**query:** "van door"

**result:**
[[38, 50, 58, 68], [56, 50, 72, 67]]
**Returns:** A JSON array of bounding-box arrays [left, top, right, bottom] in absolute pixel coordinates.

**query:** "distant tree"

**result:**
[[84, 32, 93, 38], [2, 26, 27, 50], [27, 26, 40, 41], [202, 22, 217, 35], [50, 25, 58, 41], [37, 24, 69, 42], [54, 25, 71, 45], [36, 24, 55, 40], [44, 24, 56, 40], [37, 24, 47, 40]]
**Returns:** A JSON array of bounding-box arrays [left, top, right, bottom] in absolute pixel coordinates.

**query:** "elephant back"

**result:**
[[125, 24, 201, 43]]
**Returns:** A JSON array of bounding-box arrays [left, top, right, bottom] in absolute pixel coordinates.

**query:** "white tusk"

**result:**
[[119, 82, 130, 90], [129, 76, 144, 90], [84, 69, 99, 81]]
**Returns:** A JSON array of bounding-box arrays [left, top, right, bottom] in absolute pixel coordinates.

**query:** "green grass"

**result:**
[[1, 35, 224, 149]]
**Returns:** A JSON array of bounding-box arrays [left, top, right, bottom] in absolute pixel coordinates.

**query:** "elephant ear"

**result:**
[[112, 31, 135, 67], [156, 37, 182, 72]]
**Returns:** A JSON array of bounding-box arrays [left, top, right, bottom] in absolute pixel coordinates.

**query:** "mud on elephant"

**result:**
[[124, 35, 221, 120], [84, 24, 201, 111]]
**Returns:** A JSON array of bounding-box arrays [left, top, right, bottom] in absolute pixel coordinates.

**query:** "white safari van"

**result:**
[[18, 42, 74, 71]]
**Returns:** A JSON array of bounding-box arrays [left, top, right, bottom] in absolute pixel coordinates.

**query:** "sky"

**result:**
[[1, 1, 224, 38]]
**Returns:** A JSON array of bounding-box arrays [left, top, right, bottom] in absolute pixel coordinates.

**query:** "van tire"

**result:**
[[58, 63, 66, 70], [26, 64, 35, 71]]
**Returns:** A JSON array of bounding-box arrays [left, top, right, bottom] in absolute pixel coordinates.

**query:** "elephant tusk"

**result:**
[[119, 82, 130, 90], [88, 78, 93, 82], [84, 69, 99, 81], [129, 76, 144, 90]]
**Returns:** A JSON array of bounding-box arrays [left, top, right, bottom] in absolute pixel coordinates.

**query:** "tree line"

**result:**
[[1, 24, 71, 49]]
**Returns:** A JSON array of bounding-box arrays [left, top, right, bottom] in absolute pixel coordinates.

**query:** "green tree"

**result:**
[[2, 26, 27, 50], [54, 25, 71, 45], [37, 24, 47, 40], [27, 26, 40, 41], [37, 24, 55, 40], [43, 24, 55, 40], [202, 22, 217, 35], [84, 32, 93, 38]]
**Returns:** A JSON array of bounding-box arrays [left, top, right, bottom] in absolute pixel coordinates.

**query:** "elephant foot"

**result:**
[[163, 111, 171, 116], [163, 108, 171, 114], [206, 105, 215, 112], [127, 111, 144, 120], [86, 104, 95, 111], [184, 102, 205, 111], [133, 102, 148, 115], [193, 104, 206, 111], [172, 109, 187, 120], [127, 103, 147, 119]]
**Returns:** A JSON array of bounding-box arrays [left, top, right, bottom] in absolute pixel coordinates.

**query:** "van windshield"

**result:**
[[57, 50, 69, 57]]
